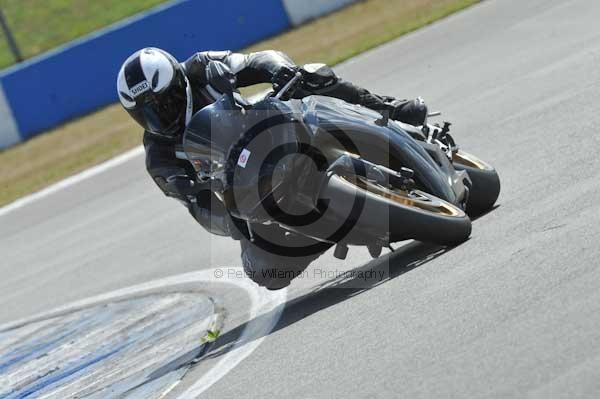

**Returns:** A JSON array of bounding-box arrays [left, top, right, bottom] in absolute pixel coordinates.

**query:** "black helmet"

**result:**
[[117, 48, 192, 138]]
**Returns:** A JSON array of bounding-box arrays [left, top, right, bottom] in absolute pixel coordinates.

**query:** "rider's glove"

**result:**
[[272, 65, 300, 97]]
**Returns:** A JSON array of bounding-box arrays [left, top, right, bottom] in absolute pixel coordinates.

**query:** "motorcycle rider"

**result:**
[[117, 47, 428, 290]]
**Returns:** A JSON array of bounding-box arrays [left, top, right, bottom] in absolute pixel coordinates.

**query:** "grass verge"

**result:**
[[0, 0, 479, 207], [0, 0, 167, 69]]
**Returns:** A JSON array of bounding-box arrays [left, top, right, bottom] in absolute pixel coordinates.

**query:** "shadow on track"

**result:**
[[159, 206, 500, 372], [202, 240, 455, 361], [470, 205, 500, 221]]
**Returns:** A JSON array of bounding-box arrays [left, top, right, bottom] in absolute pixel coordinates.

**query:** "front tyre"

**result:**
[[322, 175, 472, 247]]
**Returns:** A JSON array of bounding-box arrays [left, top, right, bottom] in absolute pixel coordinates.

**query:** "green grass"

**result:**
[[0, 0, 167, 69], [0, 0, 480, 207]]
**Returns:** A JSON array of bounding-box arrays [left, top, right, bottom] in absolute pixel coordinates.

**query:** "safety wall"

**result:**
[[0, 0, 358, 149], [281, 0, 358, 25]]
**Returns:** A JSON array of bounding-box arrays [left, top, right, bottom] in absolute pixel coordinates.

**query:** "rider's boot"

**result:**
[[389, 97, 428, 126]]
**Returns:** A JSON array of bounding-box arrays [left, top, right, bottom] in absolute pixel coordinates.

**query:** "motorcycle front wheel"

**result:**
[[321, 174, 472, 246]]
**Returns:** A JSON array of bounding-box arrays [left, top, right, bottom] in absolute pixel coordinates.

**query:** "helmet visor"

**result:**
[[130, 75, 188, 137]]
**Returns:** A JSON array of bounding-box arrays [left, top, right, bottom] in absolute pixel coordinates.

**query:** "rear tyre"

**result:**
[[452, 151, 501, 217]]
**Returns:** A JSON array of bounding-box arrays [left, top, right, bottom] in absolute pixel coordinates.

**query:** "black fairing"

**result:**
[[184, 95, 301, 221], [183, 96, 242, 167], [184, 94, 465, 224]]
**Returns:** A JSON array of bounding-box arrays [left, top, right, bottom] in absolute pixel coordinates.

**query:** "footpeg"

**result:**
[[440, 121, 452, 138], [399, 167, 416, 191], [428, 121, 458, 158], [400, 167, 414, 179], [431, 121, 451, 142]]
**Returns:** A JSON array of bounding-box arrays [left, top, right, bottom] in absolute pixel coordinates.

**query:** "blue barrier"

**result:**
[[0, 0, 290, 142], [0, 0, 358, 148]]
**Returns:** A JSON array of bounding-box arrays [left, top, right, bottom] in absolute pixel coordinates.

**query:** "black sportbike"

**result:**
[[183, 65, 500, 261]]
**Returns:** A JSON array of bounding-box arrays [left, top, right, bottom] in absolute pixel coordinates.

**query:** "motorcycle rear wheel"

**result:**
[[452, 151, 501, 216]]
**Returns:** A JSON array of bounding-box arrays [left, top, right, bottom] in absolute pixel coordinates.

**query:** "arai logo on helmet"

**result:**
[[131, 81, 151, 98]]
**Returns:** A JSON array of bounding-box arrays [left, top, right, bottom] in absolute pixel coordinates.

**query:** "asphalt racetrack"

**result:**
[[1, 0, 600, 397]]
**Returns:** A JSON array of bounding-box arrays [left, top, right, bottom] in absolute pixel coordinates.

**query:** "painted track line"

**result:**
[[0, 268, 287, 398]]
